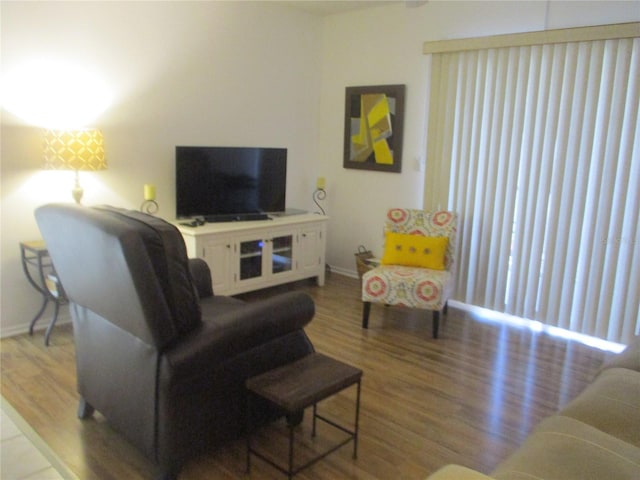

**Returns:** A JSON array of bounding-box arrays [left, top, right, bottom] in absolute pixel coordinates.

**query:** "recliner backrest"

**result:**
[[35, 204, 202, 348]]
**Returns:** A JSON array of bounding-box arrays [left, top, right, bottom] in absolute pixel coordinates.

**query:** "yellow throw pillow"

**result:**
[[381, 232, 448, 270]]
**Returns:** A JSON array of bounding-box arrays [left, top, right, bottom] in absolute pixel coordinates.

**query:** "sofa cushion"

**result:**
[[362, 265, 453, 310], [425, 465, 494, 480], [491, 415, 640, 480], [599, 336, 640, 373], [559, 367, 640, 448]]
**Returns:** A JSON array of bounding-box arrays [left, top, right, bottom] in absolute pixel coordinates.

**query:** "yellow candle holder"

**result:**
[[141, 184, 158, 214], [313, 178, 326, 215], [144, 184, 156, 201]]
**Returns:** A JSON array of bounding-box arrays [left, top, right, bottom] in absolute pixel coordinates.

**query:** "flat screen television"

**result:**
[[175, 146, 287, 221]]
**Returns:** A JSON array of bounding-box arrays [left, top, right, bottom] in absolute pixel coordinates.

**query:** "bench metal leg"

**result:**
[[354, 379, 361, 459], [288, 423, 295, 479]]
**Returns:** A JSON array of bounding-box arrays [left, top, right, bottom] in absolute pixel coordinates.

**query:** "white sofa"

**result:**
[[426, 337, 640, 480]]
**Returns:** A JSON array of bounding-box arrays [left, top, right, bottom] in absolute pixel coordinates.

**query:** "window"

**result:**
[[424, 23, 639, 344]]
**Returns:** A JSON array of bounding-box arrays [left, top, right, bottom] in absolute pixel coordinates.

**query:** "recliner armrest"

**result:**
[[161, 291, 315, 378], [188, 258, 213, 298]]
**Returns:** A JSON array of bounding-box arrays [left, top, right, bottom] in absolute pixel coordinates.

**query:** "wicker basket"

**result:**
[[355, 245, 375, 280]]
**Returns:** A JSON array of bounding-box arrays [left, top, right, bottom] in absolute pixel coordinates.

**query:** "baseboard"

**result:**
[[327, 265, 358, 279], [0, 318, 72, 340]]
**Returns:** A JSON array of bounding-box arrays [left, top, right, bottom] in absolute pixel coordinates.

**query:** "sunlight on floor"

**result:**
[[450, 300, 626, 353]]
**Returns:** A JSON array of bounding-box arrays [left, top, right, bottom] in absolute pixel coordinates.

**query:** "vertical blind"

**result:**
[[424, 26, 639, 345]]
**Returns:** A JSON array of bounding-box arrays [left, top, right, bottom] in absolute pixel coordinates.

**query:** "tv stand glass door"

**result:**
[[238, 233, 293, 283], [271, 235, 293, 275], [239, 239, 263, 280]]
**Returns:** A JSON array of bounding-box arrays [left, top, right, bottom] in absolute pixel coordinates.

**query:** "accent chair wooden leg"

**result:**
[[77, 397, 95, 419], [362, 302, 371, 328], [443, 301, 449, 316], [432, 310, 440, 339]]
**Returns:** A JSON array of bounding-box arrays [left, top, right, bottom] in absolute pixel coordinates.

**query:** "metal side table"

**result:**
[[20, 240, 67, 346]]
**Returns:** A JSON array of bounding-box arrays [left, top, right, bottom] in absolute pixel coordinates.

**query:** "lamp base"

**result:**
[[72, 171, 83, 204]]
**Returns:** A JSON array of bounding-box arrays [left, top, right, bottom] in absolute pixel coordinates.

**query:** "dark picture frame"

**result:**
[[343, 84, 405, 173]]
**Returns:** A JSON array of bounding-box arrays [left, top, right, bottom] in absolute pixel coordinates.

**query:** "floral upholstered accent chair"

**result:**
[[361, 209, 457, 339]]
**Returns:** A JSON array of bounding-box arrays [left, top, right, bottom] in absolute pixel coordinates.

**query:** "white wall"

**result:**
[[316, 0, 640, 275], [2, 1, 638, 337], [0, 1, 323, 336]]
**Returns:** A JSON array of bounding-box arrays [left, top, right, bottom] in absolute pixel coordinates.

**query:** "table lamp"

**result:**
[[43, 129, 107, 204]]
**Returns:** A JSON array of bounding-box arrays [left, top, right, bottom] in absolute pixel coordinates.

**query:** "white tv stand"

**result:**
[[176, 213, 328, 296]]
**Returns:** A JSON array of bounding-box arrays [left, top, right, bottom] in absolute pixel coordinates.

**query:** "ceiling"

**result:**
[[279, 1, 408, 16]]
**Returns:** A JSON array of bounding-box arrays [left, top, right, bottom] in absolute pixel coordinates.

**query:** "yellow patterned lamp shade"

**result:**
[[43, 129, 106, 170], [43, 129, 107, 203]]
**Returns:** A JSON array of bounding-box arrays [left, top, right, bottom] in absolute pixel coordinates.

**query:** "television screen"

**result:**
[[176, 146, 287, 220]]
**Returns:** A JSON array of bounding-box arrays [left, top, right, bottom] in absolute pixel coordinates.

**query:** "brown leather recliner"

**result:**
[[35, 204, 316, 479]]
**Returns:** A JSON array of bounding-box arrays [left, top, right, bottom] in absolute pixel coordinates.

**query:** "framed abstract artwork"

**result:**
[[343, 84, 405, 173]]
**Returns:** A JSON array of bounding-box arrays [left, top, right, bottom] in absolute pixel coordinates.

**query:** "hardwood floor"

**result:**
[[1, 273, 613, 479]]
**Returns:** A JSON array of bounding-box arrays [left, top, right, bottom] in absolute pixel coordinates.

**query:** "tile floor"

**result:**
[[1, 397, 76, 479]]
